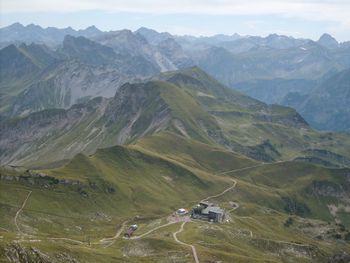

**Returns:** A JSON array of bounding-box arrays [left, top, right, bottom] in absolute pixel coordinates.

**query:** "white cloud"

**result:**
[[1, 0, 349, 16]]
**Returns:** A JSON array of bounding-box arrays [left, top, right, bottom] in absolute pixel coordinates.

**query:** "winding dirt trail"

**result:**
[[0, 226, 9, 232], [213, 159, 292, 177], [14, 191, 32, 234], [47, 237, 84, 245], [129, 221, 176, 240], [227, 202, 240, 213], [173, 222, 199, 263], [215, 164, 266, 176], [99, 220, 128, 248], [201, 179, 237, 203], [125, 172, 241, 261], [169, 173, 241, 263]]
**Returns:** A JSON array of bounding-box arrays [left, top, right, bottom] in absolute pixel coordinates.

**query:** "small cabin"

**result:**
[[176, 208, 188, 215], [124, 224, 138, 238]]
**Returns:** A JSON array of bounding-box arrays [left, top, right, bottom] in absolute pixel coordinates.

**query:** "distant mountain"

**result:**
[[93, 29, 178, 72], [233, 78, 318, 105], [0, 43, 60, 114], [8, 60, 139, 116], [285, 68, 350, 131], [212, 34, 308, 54], [0, 40, 152, 117], [318, 33, 339, 49], [193, 41, 347, 85], [135, 27, 173, 45], [59, 35, 118, 65], [1, 23, 350, 132], [0, 23, 103, 47], [0, 44, 40, 80], [0, 31, 191, 117], [156, 38, 194, 69], [135, 28, 194, 69]]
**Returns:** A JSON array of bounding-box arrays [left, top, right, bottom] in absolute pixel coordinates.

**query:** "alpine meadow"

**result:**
[[1, 1, 350, 262]]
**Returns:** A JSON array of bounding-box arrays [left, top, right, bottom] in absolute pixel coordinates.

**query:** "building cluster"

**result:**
[[191, 201, 225, 222]]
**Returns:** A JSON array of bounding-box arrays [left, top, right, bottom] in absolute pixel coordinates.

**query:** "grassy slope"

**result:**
[[132, 132, 257, 173], [162, 67, 350, 163], [2, 68, 350, 169], [1, 132, 350, 262], [1, 68, 350, 262]]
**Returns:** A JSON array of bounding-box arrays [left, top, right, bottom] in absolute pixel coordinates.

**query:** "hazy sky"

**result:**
[[1, 0, 349, 41]]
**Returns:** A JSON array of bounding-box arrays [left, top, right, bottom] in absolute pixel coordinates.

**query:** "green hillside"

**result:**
[[2, 68, 350, 169], [1, 132, 349, 262], [1, 68, 350, 263]]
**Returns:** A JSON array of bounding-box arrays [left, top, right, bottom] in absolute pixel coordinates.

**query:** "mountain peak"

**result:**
[[318, 33, 338, 49], [61, 34, 117, 65], [86, 25, 98, 30], [7, 22, 24, 30], [83, 25, 101, 34], [319, 33, 336, 40], [27, 23, 42, 29], [135, 27, 172, 45], [136, 27, 158, 34]]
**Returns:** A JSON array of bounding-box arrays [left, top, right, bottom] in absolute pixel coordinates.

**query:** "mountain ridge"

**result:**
[[2, 67, 349, 169]]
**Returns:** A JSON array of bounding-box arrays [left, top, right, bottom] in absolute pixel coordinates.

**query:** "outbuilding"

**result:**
[[176, 208, 188, 215]]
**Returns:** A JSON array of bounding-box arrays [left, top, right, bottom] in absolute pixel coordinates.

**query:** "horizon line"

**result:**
[[1, 22, 347, 43]]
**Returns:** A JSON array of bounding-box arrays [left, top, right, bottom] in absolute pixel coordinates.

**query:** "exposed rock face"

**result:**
[[296, 149, 350, 168], [308, 178, 350, 225], [0, 173, 86, 188], [0, 44, 40, 79], [310, 181, 345, 198], [0, 82, 174, 165], [327, 252, 350, 263], [0, 167, 117, 196], [135, 27, 172, 45], [93, 30, 177, 73], [10, 60, 135, 116], [4, 243, 79, 263], [0, 33, 181, 119], [157, 38, 194, 69], [0, 41, 151, 118], [5, 243, 51, 263], [59, 35, 118, 65]]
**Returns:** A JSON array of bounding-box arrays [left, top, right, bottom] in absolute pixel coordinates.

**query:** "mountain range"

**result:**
[[1, 23, 349, 131], [0, 23, 350, 262]]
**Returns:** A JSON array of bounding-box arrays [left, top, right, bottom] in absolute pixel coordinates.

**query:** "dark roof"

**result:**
[[199, 201, 213, 207], [202, 206, 224, 215]]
